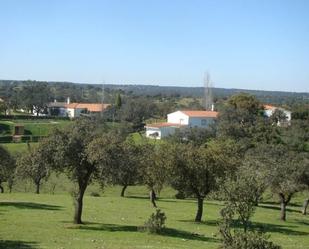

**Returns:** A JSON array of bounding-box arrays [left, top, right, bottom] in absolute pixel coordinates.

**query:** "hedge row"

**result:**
[[0, 115, 70, 120], [0, 135, 46, 143]]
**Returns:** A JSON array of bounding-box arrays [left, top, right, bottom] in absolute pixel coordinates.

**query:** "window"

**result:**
[[201, 119, 207, 126]]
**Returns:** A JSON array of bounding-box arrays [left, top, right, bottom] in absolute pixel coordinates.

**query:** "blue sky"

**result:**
[[0, 0, 308, 92]]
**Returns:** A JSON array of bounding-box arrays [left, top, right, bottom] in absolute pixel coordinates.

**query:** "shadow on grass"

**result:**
[[251, 221, 309, 236], [260, 201, 302, 207], [179, 219, 218, 226], [79, 223, 138, 232], [161, 228, 219, 242], [294, 219, 309, 226], [0, 240, 38, 249], [126, 195, 195, 203], [125, 195, 148, 200], [78, 223, 218, 242], [258, 204, 300, 214], [179, 219, 308, 236], [0, 201, 62, 211]]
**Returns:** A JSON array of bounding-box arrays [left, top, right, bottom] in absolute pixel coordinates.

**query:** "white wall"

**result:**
[[161, 126, 177, 137], [146, 128, 161, 139], [167, 111, 189, 125], [264, 108, 291, 121], [66, 108, 75, 118], [187, 117, 215, 128], [146, 126, 178, 139]]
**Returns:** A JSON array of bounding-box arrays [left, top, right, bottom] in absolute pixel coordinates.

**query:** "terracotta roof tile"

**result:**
[[264, 105, 277, 110], [180, 110, 218, 118], [65, 103, 110, 112]]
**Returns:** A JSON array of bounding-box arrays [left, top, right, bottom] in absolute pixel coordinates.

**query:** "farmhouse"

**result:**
[[145, 110, 218, 139], [47, 98, 110, 118], [264, 104, 291, 125]]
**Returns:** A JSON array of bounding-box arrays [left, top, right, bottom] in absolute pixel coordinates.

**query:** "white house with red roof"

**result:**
[[47, 97, 110, 118], [145, 110, 218, 139], [264, 104, 291, 124]]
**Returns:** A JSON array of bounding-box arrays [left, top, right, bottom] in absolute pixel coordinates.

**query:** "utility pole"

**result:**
[[101, 81, 105, 118], [203, 72, 213, 111]]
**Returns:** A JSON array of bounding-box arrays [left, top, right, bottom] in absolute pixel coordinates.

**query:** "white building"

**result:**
[[264, 105, 291, 125], [47, 98, 110, 118], [145, 110, 218, 139]]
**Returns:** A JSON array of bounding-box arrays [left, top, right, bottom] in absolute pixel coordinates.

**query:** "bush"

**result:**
[[0, 115, 70, 120], [89, 191, 100, 197], [175, 191, 186, 199], [0, 136, 13, 143], [220, 230, 281, 249], [143, 209, 166, 234]]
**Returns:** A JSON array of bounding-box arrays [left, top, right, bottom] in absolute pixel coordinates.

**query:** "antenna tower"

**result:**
[[101, 81, 105, 117], [203, 72, 213, 111]]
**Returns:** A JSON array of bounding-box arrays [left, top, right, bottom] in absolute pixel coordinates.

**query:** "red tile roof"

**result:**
[[65, 103, 110, 112], [264, 105, 277, 110], [180, 110, 218, 118]]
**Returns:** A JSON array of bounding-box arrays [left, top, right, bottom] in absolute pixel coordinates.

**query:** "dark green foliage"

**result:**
[[20, 81, 52, 115], [219, 230, 281, 249], [269, 109, 287, 124], [89, 191, 101, 197], [217, 93, 266, 141], [0, 136, 13, 143], [292, 104, 309, 120], [115, 93, 122, 109], [119, 98, 157, 131], [219, 167, 281, 249], [41, 118, 106, 223], [16, 143, 51, 194], [138, 142, 171, 207], [0, 145, 15, 192], [169, 126, 216, 146], [168, 139, 240, 221], [0, 115, 69, 120], [280, 119, 309, 152], [247, 144, 308, 221], [143, 209, 166, 234]]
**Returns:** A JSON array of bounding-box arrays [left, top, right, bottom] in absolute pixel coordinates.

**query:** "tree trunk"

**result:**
[[121, 185, 127, 197], [302, 198, 309, 215], [280, 201, 286, 221], [74, 185, 87, 224], [195, 197, 204, 222], [150, 188, 157, 208], [8, 179, 13, 193], [35, 182, 40, 194], [279, 193, 292, 221], [0, 184, 4, 193]]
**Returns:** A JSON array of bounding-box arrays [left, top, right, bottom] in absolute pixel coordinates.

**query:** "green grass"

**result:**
[[1, 143, 33, 155], [0, 186, 308, 249], [0, 120, 71, 136]]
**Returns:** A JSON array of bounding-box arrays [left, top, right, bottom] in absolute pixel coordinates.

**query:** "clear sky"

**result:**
[[1, 0, 308, 92]]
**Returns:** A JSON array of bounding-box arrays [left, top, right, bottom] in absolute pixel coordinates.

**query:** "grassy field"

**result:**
[[0, 186, 308, 249], [1, 143, 38, 155], [0, 119, 71, 136]]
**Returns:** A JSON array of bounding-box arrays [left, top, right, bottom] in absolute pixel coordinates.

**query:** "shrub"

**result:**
[[175, 191, 186, 199], [0, 136, 13, 143], [89, 191, 100, 197], [143, 209, 166, 234], [220, 230, 281, 249], [0, 115, 70, 121]]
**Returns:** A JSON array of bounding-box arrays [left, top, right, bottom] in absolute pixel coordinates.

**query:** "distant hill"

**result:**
[[0, 80, 308, 106]]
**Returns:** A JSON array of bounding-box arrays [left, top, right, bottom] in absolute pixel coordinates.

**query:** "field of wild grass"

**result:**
[[0, 184, 309, 249]]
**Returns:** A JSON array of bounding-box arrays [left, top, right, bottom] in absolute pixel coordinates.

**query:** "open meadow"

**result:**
[[0, 185, 309, 249]]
